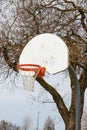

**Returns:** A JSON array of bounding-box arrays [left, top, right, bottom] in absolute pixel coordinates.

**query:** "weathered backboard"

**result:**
[[19, 33, 69, 74]]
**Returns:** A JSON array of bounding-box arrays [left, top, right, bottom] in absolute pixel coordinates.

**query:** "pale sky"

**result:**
[[0, 72, 87, 130]]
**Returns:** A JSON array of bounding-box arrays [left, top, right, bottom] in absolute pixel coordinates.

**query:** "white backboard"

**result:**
[[19, 33, 69, 74]]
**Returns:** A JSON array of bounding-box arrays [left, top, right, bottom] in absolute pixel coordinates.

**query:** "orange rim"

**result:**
[[17, 64, 46, 77]]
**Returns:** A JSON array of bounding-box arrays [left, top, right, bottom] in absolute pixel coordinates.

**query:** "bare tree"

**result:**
[[0, 0, 87, 130], [0, 120, 20, 130], [21, 116, 30, 130], [43, 116, 55, 130]]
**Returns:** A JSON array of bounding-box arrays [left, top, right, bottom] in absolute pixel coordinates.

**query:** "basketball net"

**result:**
[[19, 68, 40, 91]]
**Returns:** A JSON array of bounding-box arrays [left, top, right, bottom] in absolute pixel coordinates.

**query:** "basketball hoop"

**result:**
[[17, 64, 46, 91]]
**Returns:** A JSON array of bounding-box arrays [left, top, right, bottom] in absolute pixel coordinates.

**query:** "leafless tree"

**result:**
[[0, 0, 87, 130], [0, 120, 20, 130], [43, 116, 55, 130], [21, 116, 30, 130]]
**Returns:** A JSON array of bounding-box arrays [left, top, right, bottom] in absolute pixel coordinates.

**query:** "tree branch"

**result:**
[[78, 8, 87, 32], [2, 46, 18, 72], [36, 77, 69, 124]]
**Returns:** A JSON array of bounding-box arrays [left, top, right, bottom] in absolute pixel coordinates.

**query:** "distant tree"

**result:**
[[43, 116, 55, 130], [21, 116, 30, 130], [0, 120, 20, 130]]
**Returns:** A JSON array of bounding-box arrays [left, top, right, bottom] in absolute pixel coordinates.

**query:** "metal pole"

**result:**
[[68, 64, 80, 130], [37, 112, 40, 130]]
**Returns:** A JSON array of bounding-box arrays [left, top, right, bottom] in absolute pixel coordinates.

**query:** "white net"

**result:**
[[19, 66, 41, 91], [20, 70, 36, 91], [22, 74, 35, 91]]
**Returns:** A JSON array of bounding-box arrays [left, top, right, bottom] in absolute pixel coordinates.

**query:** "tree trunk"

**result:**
[[65, 124, 75, 130]]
